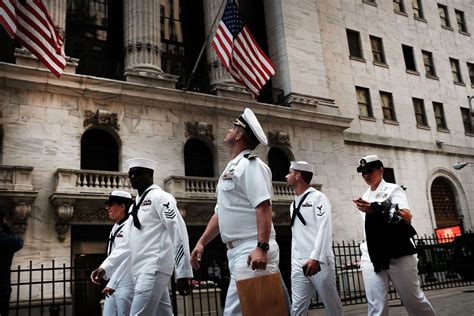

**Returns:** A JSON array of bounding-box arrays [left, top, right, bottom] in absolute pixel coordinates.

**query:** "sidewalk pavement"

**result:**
[[308, 286, 474, 316]]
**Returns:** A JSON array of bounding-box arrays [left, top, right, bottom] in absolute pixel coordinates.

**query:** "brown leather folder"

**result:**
[[236, 272, 287, 316]]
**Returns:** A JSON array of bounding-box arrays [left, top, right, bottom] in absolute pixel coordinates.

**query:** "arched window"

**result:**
[[184, 139, 213, 177], [431, 177, 460, 228], [268, 147, 290, 181], [81, 129, 119, 171]]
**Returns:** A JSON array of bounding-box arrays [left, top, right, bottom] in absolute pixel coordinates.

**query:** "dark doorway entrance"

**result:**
[[72, 225, 110, 315]]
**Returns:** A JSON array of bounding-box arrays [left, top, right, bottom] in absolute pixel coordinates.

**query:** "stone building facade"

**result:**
[[0, 0, 473, 309]]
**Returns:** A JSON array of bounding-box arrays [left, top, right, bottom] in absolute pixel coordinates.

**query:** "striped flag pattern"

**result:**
[[0, 0, 66, 77], [212, 0, 275, 97]]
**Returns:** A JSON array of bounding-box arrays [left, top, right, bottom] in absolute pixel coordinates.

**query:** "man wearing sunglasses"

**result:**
[[353, 155, 435, 316]]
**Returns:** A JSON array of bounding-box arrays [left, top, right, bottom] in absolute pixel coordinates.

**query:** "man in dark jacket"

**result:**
[[0, 210, 23, 316]]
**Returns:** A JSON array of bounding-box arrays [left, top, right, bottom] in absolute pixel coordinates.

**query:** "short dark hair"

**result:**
[[238, 127, 259, 150], [300, 171, 313, 185]]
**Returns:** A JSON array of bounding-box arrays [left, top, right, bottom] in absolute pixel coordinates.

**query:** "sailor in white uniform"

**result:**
[[91, 158, 193, 316], [286, 161, 343, 316], [190, 108, 287, 316], [353, 155, 435, 316], [101, 191, 134, 316]]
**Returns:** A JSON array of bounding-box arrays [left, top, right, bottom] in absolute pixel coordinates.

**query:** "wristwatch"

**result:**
[[257, 241, 270, 251]]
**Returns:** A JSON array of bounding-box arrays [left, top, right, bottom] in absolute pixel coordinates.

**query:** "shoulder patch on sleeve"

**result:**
[[244, 153, 256, 160]]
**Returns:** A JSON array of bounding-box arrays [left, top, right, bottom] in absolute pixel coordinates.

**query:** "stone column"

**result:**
[[203, 0, 251, 99], [123, 0, 176, 87], [45, 0, 67, 38]]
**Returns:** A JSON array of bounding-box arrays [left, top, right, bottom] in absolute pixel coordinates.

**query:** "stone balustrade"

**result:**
[[164, 176, 294, 202], [0, 165, 34, 191], [53, 169, 132, 194]]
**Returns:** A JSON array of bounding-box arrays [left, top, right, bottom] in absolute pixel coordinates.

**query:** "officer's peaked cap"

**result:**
[[232, 108, 268, 145], [357, 155, 384, 173]]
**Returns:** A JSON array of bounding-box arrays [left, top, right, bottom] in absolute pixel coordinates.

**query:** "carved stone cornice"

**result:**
[[185, 122, 214, 140], [11, 202, 32, 235], [54, 203, 74, 242], [72, 206, 110, 224], [268, 131, 291, 147], [83, 109, 119, 130]]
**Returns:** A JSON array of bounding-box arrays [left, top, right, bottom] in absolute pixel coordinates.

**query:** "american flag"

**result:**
[[0, 0, 66, 77], [212, 0, 275, 97]]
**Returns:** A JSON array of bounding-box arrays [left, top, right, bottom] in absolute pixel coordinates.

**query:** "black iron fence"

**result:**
[[310, 233, 474, 309], [8, 234, 474, 315]]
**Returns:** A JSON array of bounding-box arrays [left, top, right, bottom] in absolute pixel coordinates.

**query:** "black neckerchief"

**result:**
[[106, 216, 128, 256], [290, 191, 312, 227], [130, 187, 155, 229]]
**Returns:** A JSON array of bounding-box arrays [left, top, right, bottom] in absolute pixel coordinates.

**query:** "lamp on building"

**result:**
[[452, 161, 473, 170]]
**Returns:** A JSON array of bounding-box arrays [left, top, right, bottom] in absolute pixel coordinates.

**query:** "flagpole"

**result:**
[[183, 0, 226, 91]]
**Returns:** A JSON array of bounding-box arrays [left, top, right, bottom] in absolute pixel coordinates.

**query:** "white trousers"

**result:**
[[102, 284, 134, 316], [291, 257, 343, 316], [360, 252, 436, 316], [129, 271, 173, 316], [223, 239, 282, 316]]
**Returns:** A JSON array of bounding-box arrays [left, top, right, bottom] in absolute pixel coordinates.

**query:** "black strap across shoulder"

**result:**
[[290, 191, 312, 227]]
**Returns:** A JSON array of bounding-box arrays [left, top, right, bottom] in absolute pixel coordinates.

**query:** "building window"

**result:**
[[66, 0, 124, 80], [268, 147, 291, 181], [161, 0, 211, 93], [461, 107, 473, 134], [438, 4, 451, 28], [412, 0, 424, 19], [468, 63, 474, 86], [380, 91, 396, 121], [413, 98, 428, 127], [431, 178, 460, 229], [346, 29, 364, 59], [455, 10, 468, 33], [81, 129, 119, 171], [422, 50, 436, 77], [383, 167, 396, 183], [184, 139, 214, 177], [450, 58, 463, 84], [402, 45, 417, 72], [356, 87, 373, 118], [433, 102, 447, 130], [0, 27, 15, 63], [393, 0, 405, 13], [370, 36, 386, 64]]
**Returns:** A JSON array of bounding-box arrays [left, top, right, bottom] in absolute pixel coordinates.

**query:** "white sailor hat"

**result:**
[[232, 108, 268, 145], [125, 158, 157, 171], [290, 161, 314, 173], [105, 190, 133, 204], [357, 155, 384, 173]]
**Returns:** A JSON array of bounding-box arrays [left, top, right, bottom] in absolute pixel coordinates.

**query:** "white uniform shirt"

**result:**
[[360, 179, 410, 252], [101, 184, 193, 280], [290, 187, 334, 264], [216, 150, 276, 243], [106, 221, 133, 290]]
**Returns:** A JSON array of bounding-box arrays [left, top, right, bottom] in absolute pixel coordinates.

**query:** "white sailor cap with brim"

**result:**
[[125, 158, 157, 172], [357, 155, 384, 173], [290, 161, 314, 174], [232, 108, 268, 145], [105, 190, 133, 204]]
